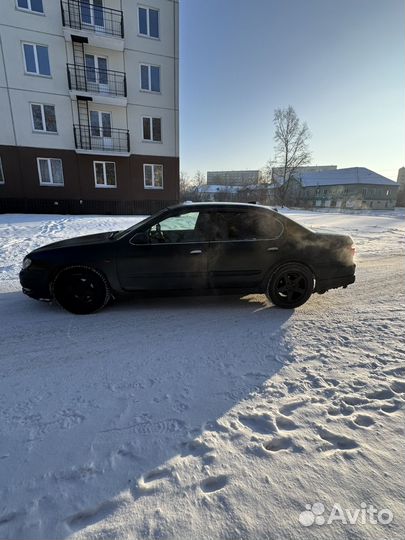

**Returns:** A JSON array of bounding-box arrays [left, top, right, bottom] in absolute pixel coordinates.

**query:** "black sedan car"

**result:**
[[20, 202, 355, 314]]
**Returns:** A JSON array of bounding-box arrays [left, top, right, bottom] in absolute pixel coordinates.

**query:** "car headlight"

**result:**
[[22, 257, 32, 270]]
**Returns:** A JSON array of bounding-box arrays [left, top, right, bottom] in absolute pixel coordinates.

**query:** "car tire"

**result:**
[[266, 262, 314, 309], [52, 266, 110, 315]]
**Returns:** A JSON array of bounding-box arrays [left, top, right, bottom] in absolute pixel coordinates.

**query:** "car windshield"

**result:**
[[112, 210, 168, 240]]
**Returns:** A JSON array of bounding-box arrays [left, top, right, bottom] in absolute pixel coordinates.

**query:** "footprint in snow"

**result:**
[[278, 400, 306, 416], [275, 415, 298, 431], [67, 499, 122, 532], [380, 401, 403, 414], [238, 413, 276, 435], [131, 468, 172, 499], [351, 414, 375, 428], [317, 426, 359, 451], [342, 395, 369, 407], [390, 380, 405, 395], [200, 475, 228, 493], [143, 467, 172, 484], [366, 388, 395, 401], [263, 436, 294, 452]]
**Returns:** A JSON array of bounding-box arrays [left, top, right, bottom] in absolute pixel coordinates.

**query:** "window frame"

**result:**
[[30, 103, 57, 133], [139, 63, 161, 93], [142, 116, 162, 142], [93, 161, 117, 188], [37, 158, 64, 186], [143, 163, 163, 190], [22, 42, 51, 77], [138, 5, 160, 39], [16, 0, 44, 14], [90, 110, 112, 138], [0, 158, 5, 184]]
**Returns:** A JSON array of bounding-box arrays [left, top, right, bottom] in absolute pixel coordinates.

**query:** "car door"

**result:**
[[207, 208, 285, 289], [116, 210, 210, 291]]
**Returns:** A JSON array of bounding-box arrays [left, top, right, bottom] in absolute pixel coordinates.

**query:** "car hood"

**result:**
[[32, 231, 116, 253]]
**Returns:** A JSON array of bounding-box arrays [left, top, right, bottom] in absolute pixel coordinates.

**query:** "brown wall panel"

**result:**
[[0, 145, 180, 214]]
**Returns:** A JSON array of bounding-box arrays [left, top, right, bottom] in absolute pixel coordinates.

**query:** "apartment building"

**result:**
[[0, 0, 179, 214]]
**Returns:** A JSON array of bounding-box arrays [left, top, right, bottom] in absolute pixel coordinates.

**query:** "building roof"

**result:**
[[297, 167, 398, 187]]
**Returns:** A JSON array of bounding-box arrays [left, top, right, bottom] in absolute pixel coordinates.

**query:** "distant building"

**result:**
[[397, 167, 405, 187], [396, 167, 405, 206], [272, 165, 337, 179], [207, 170, 260, 186], [295, 167, 399, 210]]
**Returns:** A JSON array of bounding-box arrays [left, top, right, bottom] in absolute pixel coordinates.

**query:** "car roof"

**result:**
[[167, 201, 272, 212]]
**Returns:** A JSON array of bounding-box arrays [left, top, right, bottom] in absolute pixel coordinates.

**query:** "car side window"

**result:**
[[148, 211, 208, 243], [213, 211, 283, 241]]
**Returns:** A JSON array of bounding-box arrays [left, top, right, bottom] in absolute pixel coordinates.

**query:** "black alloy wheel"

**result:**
[[52, 266, 110, 314], [267, 263, 314, 308]]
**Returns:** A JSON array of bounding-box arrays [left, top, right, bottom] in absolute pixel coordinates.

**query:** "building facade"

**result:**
[[295, 167, 399, 210], [0, 0, 179, 214], [207, 170, 260, 186]]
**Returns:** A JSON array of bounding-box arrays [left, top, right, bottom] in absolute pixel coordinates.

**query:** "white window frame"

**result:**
[[142, 116, 162, 142], [80, 0, 105, 28], [93, 161, 117, 188], [22, 42, 51, 76], [16, 0, 44, 14], [143, 164, 163, 190], [85, 53, 108, 85], [30, 103, 57, 133], [0, 158, 5, 184], [140, 63, 161, 93], [37, 158, 64, 186], [90, 110, 112, 138], [138, 6, 160, 39]]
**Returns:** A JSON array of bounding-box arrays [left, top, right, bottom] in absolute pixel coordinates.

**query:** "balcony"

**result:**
[[74, 124, 130, 155], [61, 0, 124, 50], [67, 63, 127, 105]]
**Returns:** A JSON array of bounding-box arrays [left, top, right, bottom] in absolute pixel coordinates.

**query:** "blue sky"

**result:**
[[179, 0, 404, 180]]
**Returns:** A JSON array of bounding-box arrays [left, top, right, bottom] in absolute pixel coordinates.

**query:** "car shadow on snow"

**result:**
[[1, 290, 294, 538]]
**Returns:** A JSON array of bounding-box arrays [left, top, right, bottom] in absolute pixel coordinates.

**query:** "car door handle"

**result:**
[[267, 247, 279, 252], [189, 250, 203, 255]]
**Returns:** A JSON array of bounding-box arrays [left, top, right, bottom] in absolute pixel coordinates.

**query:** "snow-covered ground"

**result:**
[[0, 209, 404, 540]]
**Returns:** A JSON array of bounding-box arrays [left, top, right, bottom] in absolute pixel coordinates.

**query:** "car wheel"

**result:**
[[52, 266, 110, 315], [266, 263, 314, 309]]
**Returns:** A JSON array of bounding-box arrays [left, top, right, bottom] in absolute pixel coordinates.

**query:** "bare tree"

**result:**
[[272, 106, 311, 205]]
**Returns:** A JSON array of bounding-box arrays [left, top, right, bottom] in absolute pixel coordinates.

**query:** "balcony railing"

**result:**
[[61, 0, 124, 39], [67, 64, 126, 97], [74, 124, 130, 153]]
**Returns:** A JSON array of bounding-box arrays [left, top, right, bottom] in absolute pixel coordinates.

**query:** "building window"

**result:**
[[94, 161, 116, 188], [144, 164, 163, 189], [23, 43, 50, 76], [0, 158, 4, 184], [85, 54, 108, 86], [37, 158, 64, 186], [31, 104, 57, 133], [140, 64, 160, 92], [142, 117, 161, 142], [80, 0, 104, 28], [90, 111, 112, 138], [138, 6, 159, 38], [16, 0, 44, 13]]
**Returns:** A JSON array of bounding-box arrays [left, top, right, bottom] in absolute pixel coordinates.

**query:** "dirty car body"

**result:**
[[20, 202, 356, 314]]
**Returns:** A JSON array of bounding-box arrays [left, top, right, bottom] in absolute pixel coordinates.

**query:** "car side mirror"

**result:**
[[131, 231, 150, 244]]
